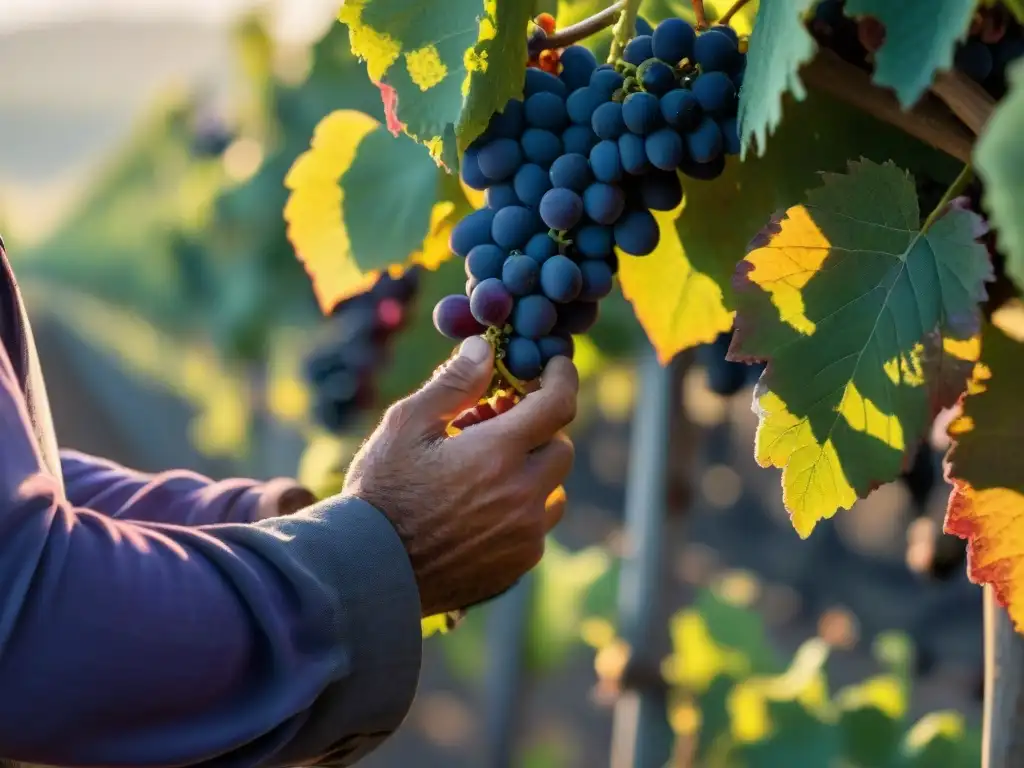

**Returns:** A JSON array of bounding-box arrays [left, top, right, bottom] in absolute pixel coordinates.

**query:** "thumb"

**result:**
[[406, 335, 494, 431]]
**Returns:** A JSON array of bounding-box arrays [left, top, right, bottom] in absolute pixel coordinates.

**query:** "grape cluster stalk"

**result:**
[[303, 271, 420, 432], [433, 14, 748, 389]]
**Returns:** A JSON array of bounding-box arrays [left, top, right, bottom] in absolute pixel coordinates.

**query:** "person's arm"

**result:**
[[60, 450, 317, 526], [0, 343, 421, 767]]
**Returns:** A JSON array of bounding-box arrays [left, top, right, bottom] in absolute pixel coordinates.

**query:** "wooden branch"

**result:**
[[691, 0, 708, 30], [801, 49, 976, 164], [529, 1, 624, 55], [983, 587, 1024, 768], [718, 0, 752, 27], [931, 69, 998, 136]]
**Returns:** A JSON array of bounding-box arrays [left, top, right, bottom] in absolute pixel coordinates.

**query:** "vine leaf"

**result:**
[[843, 0, 976, 108], [619, 91, 959, 365], [945, 316, 1024, 632], [338, 0, 533, 170], [284, 110, 458, 313], [976, 60, 1024, 295], [730, 159, 991, 538], [737, 0, 818, 158]]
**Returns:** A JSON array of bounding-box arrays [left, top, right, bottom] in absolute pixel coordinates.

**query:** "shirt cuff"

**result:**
[[254, 479, 318, 521]]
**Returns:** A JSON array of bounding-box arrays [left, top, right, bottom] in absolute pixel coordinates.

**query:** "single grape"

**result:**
[[623, 34, 655, 66], [583, 182, 626, 225], [477, 138, 523, 181], [652, 18, 696, 65], [566, 86, 605, 125], [559, 45, 598, 91], [555, 300, 600, 335], [539, 188, 585, 231], [466, 243, 506, 280], [562, 124, 599, 155], [691, 71, 737, 117], [590, 140, 623, 183], [521, 128, 563, 166], [995, 37, 1024, 67], [549, 153, 593, 193], [640, 61, 677, 95], [618, 132, 650, 174], [540, 254, 584, 303], [512, 294, 558, 338], [538, 334, 575, 363], [575, 224, 614, 258], [485, 183, 520, 209], [639, 170, 683, 211], [492, 205, 543, 250], [590, 67, 626, 97], [470, 278, 514, 326], [525, 232, 560, 263], [614, 209, 660, 256], [660, 88, 702, 131], [645, 127, 684, 171], [685, 116, 723, 163], [488, 100, 525, 139], [712, 25, 739, 45], [525, 91, 570, 132], [504, 335, 544, 380], [592, 101, 626, 140], [514, 163, 553, 207], [635, 17, 654, 37], [525, 67, 569, 98], [578, 259, 614, 301], [450, 208, 496, 257], [433, 295, 487, 339], [606, 252, 619, 275], [502, 253, 541, 296], [679, 152, 725, 181], [622, 91, 663, 134], [461, 149, 491, 190], [693, 29, 740, 72], [702, 352, 749, 396], [955, 39, 994, 82], [719, 116, 741, 155]]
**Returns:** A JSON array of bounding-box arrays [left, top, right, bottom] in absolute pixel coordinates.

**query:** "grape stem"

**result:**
[[608, 0, 644, 64], [528, 0, 626, 56], [690, 0, 708, 30], [920, 163, 974, 234], [495, 357, 529, 395], [718, 0, 751, 26]]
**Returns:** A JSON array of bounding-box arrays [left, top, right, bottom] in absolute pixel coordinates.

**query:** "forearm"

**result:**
[[60, 450, 316, 526]]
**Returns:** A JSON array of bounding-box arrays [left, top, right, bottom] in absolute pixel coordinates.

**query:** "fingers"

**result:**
[[388, 336, 494, 436], [472, 356, 579, 450], [527, 432, 575, 497], [543, 484, 568, 533]]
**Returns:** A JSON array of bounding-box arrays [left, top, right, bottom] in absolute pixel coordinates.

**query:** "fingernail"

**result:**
[[460, 335, 491, 364]]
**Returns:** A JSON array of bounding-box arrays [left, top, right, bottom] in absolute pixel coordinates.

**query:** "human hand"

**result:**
[[343, 335, 577, 617]]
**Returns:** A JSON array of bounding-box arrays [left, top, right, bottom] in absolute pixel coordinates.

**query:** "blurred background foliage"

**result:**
[[0, 4, 982, 766]]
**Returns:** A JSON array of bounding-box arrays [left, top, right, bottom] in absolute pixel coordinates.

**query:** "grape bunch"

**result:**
[[954, 5, 1024, 97], [433, 17, 747, 384], [303, 270, 420, 432]]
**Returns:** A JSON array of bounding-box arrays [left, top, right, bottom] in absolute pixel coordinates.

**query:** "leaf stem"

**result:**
[[608, 0, 644, 64], [921, 163, 974, 233], [691, 0, 709, 30], [718, 0, 752, 26], [529, 0, 626, 56]]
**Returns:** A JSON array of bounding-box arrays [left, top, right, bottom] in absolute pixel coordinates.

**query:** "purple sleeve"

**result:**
[[0, 345, 422, 766], [60, 450, 317, 526]]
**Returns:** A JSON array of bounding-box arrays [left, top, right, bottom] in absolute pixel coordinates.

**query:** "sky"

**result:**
[[0, 0, 339, 40]]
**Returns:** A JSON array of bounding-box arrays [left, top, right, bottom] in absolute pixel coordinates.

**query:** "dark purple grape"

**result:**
[[521, 128, 563, 167], [614, 209, 659, 256], [679, 152, 726, 180], [477, 138, 523, 181], [512, 294, 558, 338], [525, 91, 569, 132], [583, 183, 626, 225], [635, 17, 654, 36], [502, 253, 541, 296], [652, 18, 696, 65], [487, 99, 525, 139], [485, 183, 520, 209], [525, 67, 569, 98], [575, 224, 613, 258], [540, 254, 583, 303], [590, 140, 623, 183], [538, 334, 575, 363], [720, 116, 741, 155], [623, 34, 654, 66], [694, 29, 739, 72], [955, 39, 994, 82], [691, 72, 737, 117], [525, 232, 559, 263], [622, 92, 663, 134], [492, 206, 543, 250], [685, 116, 723, 163], [645, 128, 684, 170], [640, 61, 677, 95], [592, 101, 626, 140], [514, 163, 553, 207], [540, 188, 585, 231], [433, 294, 486, 339], [661, 89, 702, 131], [567, 86, 606, 125], [461, 149, 490, 190], [578, 259, 614, 300], [549, 153, 593, 193], [466, 243, 506, 280], [559, 45, 599, 91], [619, 132, 650, 174], [470, 278, 514, 326], [450, 208, 496, 257], [504, 335, 543, 380], [562, 124, 598, 156], [555, 300, 600, 334], [590, 68, 625, 97]]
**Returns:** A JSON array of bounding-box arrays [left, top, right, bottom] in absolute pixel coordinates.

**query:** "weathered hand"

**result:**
[[344, 336, 577, 617]]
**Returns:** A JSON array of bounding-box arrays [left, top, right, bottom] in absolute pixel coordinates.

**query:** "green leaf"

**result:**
[[619, 89, 959, 364], [1002, 0, 1024, 24], [844, 0, 975, 107], [976, 59, 1024, 295], [836, 675, 907, 767], [899, 711, 975, 768], [737, 0, 818, 158], [339, 0, 533, 169], [730, 159, 991, 538]]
